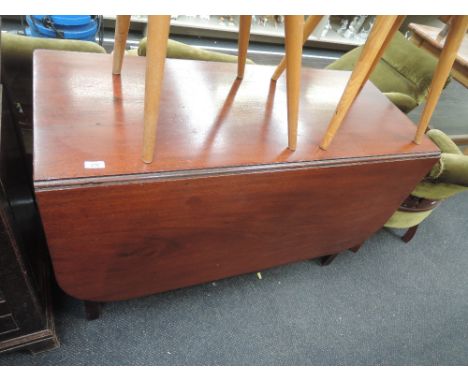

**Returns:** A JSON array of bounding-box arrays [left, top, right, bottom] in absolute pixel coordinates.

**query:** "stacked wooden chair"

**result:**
[[112, 15, 306, 163], [273, 15, 468, 150], [114, 15, 468, 163]]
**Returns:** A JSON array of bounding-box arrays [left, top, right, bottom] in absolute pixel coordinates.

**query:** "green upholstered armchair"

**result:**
[[326, 32, 448, 114], [137, 37, 254, 64], [385, 129, 468, 242]]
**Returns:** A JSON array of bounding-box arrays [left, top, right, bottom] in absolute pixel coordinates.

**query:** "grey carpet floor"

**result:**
[[408, 80, 468, 137], [1, 192, 467, 365]]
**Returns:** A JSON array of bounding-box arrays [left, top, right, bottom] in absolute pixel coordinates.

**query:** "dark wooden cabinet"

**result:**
[[0, 83, 58, 353]]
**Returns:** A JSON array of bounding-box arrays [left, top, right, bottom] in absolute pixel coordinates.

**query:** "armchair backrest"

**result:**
[[381, 32, 444, 97], [1, 32, 105, 73]]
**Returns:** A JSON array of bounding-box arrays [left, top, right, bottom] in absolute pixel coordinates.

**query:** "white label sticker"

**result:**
[[84, 161, 106, 169]]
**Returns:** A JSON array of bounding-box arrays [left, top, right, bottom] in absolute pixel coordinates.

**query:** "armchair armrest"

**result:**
[[138, 38, 254, 65], [384, 92, 418, 113], [1, 32, 105, 72], [430, 153, 468, 187], [427, 129, 463, 155]]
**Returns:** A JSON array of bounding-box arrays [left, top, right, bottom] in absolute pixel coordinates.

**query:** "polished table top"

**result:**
[[33, 50, 438, 186]]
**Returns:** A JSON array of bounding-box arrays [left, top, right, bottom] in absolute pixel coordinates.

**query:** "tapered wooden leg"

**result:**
[[272, 15, 323, 80], [320, 254, 338, 266], [402, 225, 419, 243], [142, 15, 171, 164], [359, 16, 406, 93], [237, 15, 252, 79], [84, 301, 102, 320], [319, 16, 399, 150], [112, 15, 131, 75], [284, 15, 304, 151], [414, 16, 468, 144]]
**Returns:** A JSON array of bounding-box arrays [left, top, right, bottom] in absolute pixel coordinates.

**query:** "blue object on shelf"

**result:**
[[25, 15, 99, 41]]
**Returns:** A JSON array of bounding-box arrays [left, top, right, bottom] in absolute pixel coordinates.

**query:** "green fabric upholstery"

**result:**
[[430, 153, 468, 187], [1, 32, 105, 71], [426, 130, 468, 187], [426, 129, 463, 155], [384, 209, 434, 229], [381, 32, 440, 95], [411, 181, 467, 200], [384, 129, 468, 229], [326, 32, 444, 113], [384, 92, 419, 114], [138, 38, 254, 64]]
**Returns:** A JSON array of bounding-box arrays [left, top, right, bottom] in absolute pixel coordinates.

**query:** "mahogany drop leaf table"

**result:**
[[33, 51, 439, 317]]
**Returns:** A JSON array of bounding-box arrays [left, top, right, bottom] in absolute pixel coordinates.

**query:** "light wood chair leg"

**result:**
[[319, 16, 399, 150], [284, 15, 304, 151], [112, 15, 131, 75], [272, 15, 323, 81], [142, 15, 171, 164], [237, 15, 252, 79], [359, 15, 406, 93], [414, 15, 468, 144]]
